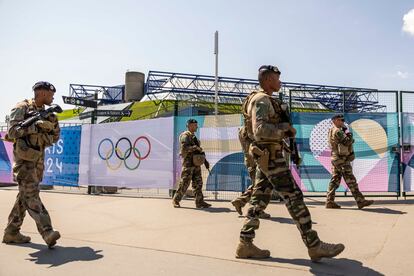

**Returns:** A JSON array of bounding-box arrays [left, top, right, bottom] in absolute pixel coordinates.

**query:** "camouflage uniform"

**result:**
[[327, 125, 365, 204], [4, 99, 60, 238], [239, 90, 320, 249], [234, 126, 259, 204], [235, 127, 285, 207], [173, 130, 206, 206]]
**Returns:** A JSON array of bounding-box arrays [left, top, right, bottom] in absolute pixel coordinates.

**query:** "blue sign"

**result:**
[[42, 126, 81, 186]]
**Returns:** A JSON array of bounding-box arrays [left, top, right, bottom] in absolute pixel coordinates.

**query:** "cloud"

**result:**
[[396, 71, 409, 79], [402, 9, 414, 36]]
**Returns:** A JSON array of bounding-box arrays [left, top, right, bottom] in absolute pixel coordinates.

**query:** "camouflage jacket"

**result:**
[[179, 130, 203, 167], [244, 90, 290, 143], [328, 125, 354, 161], [8, 99, 60, 164]]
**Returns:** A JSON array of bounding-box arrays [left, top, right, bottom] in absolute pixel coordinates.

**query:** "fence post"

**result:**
[[396, 91, 402, 198], [399, 91, 405, 198], [214, 171, 218, 200], [241, 171, 246, 193], [171, 116, 178, 198], [342, 91, 346, 114], [87, 91, 98, 195], [174, 100, 178, 117]]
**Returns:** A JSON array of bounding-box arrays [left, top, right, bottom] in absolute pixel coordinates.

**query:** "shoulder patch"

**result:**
[[14, 100, 30, 109]]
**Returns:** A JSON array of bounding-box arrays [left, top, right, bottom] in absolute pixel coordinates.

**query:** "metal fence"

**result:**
[[2, 91, 414, 201]]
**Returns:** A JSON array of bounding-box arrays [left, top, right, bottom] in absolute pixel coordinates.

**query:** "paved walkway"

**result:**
[[0, 188, 413, 276]]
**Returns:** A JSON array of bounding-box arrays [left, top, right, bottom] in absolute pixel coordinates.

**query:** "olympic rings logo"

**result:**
[[97, 136, 151, 170]]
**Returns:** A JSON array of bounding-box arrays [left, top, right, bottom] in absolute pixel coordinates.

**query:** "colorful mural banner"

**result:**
[[42, 126, 81, 186], [0, 113, 403, 193], [292, 113, 400, 193], [402, 113, 414, 192], [193, 113, 400, 193], [173, 115, 246, 192], [0, 131, 13, 184], [79, 117, 174, 188]]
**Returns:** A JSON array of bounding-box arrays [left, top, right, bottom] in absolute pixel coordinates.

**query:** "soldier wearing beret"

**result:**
[[172, 119, 211, 208], [2, 81, 61, 248], [235, 65, 344, 261], [326, 114, 374, 209]]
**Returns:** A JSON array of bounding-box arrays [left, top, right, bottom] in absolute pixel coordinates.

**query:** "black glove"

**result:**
[[285, 125, 297, 137], [293, 154, 302, 167]]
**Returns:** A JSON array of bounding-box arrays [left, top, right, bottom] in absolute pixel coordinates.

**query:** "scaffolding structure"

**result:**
[[67, 70, 386, 117], [143, 71, 386, 112], [69, 84, 125, 105]]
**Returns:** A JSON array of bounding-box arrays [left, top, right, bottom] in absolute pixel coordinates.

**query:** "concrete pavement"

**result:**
[[0, 188, 413, 276]]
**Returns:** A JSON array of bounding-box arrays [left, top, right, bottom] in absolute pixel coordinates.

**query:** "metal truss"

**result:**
[[145, 71, 386, 112], [69, 84, 124, 105], [290, 89, 386, 112], [68, 71, 387, 113]]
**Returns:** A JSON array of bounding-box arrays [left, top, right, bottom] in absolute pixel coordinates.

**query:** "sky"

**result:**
[[0, 0, 413, 120]]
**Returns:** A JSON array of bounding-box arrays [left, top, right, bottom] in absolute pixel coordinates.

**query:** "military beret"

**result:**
[[331, 114, 344, 120], [187, 118, 198, 125], [32, 81, 56, 92], [258, 65, 281, 74]]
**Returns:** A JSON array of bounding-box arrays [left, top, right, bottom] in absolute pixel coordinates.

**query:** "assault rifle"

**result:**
[[19, 104, 63, 128], [280, 103, 301, 167], [2, 104, 63, 142]]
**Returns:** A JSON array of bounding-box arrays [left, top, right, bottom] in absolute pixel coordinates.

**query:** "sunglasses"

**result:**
[[258, 65, 281, 74]]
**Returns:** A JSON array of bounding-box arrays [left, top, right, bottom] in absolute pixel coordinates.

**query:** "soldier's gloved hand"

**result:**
[[35, 120, 54, 132], [285, 126, 297, 137], [193, 146, 203, 152], [40, 133, 54, 147], [46, 113, 58, 121], [204, 160, 210, 170], [293, 155, 302, 167]]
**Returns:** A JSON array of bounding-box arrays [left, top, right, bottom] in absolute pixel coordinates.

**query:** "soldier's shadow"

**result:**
[[338, 207, 406, 215], [262, 216, 295, 224], [17, 243, 103, 267], [363, 207, 407, 215], [305, 200, 407, 215], [261, 257, 384, 276], [180, 206, 235, 213], [263, 216, 318, 225]]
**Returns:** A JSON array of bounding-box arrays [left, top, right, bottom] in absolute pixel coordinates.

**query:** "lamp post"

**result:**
[[214, 31, 219, 115]]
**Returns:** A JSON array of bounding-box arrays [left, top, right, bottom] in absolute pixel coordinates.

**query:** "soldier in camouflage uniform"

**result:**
[[172, 119, 211, 209], [235, 65, 344, 261], [326, 114, 374, 209], [2, 81, 61, 248]]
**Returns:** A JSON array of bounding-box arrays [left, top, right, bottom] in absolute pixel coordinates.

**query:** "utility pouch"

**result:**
[[338, 144, 350, 156], [257, 149, 270, 172], [193, 153, 206, 167], [249, 144, 269, 172], [15, 138, 42, 162]]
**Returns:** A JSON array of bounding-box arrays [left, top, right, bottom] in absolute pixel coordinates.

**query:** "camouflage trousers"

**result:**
[[237, 184, 281, 207], [235, 163, 258, 207], [237, 184, 255, 207], [240, 150, 320, 249], [5, 161, 53, 236], [327, 160, 365, 203], [173, 166, 204, 205]]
